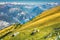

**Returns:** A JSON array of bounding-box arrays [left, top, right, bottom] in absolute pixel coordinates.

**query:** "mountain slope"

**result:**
[[0, 6, 60, 40]]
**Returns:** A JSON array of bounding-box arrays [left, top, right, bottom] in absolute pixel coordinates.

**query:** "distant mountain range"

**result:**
[[0, 3, 59, 29]]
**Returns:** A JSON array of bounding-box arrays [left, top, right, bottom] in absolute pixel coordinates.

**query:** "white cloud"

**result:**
[[0, 2, 59, 5], [0, 20, 10, 29]]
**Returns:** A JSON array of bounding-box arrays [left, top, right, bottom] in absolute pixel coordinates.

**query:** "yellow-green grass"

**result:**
[[0, 24, 15, 37], [0, 23, 22, 38], [2, 23, 60, 40]]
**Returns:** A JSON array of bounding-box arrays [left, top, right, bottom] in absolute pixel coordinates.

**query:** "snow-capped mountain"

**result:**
[[0, 20, 10, 29], [0, 2, 59, 29]]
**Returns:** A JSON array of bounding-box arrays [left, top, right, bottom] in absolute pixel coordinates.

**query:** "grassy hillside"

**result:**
[[0, 6, 60, 40]]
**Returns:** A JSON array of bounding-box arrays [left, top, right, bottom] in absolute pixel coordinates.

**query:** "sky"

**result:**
[[0, 0, 60, 3]]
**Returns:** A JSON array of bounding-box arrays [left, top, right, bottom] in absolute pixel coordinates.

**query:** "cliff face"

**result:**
[[0, 6, 60, 40]]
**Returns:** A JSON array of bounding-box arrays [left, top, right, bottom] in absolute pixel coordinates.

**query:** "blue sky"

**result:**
[[0, 0, 60, 3]]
